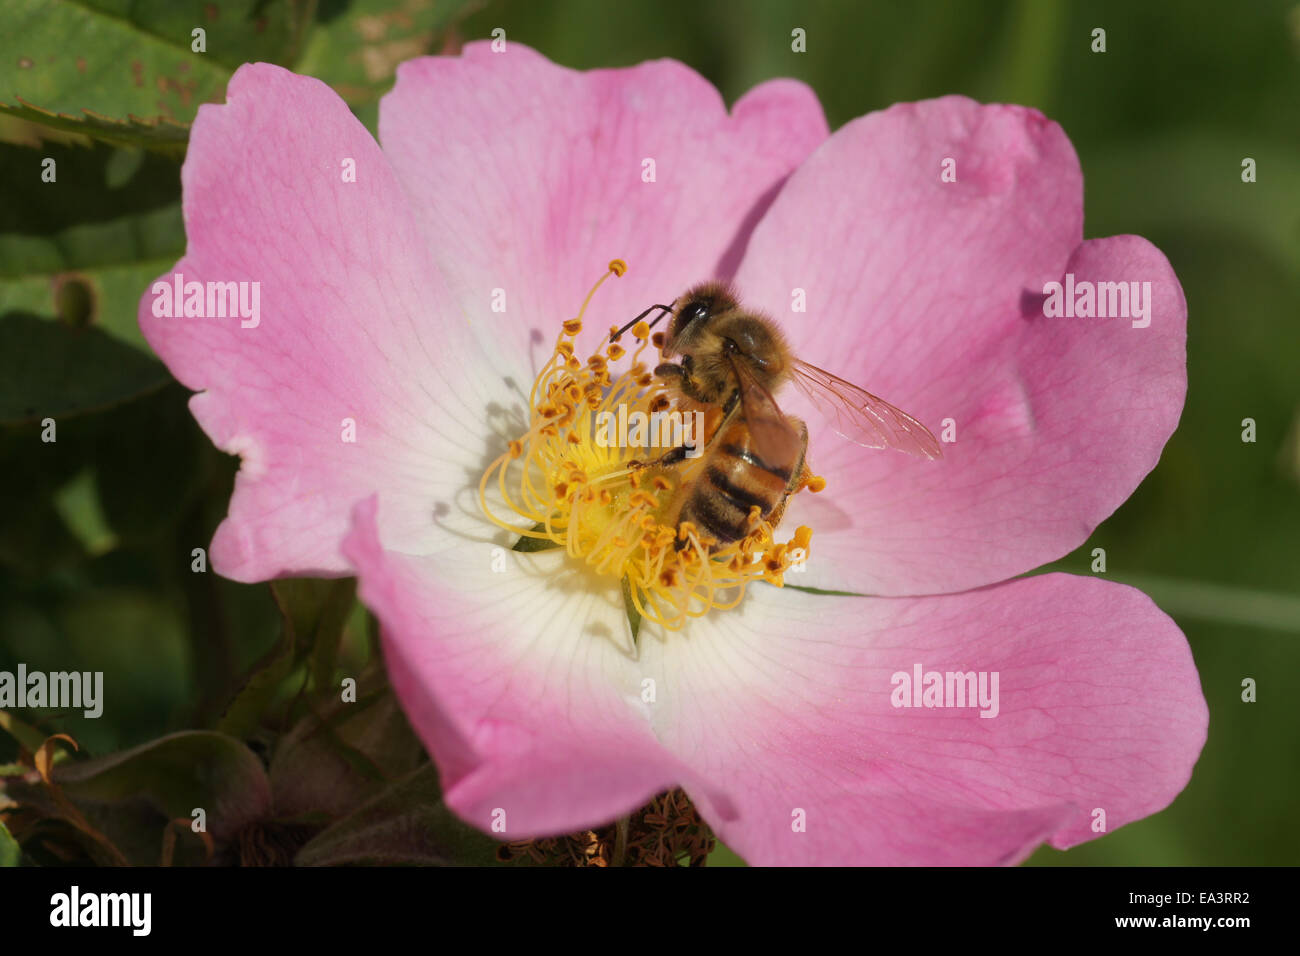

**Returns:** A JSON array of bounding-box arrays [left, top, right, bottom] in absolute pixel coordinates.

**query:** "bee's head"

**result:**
[[662, 282, 736, 356]]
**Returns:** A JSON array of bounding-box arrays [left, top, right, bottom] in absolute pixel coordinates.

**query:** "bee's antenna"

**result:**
[[610, 303, 674, 342]]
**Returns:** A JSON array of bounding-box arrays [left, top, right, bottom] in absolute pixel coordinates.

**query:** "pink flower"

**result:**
[[139, 43, 1205, 865]]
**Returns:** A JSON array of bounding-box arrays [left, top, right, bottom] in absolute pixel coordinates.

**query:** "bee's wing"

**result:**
[[727, 354, 803, 466], [789, 358, 943, 460]]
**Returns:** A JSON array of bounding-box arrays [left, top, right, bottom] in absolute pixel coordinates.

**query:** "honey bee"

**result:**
[[612, 282, 942, 548]]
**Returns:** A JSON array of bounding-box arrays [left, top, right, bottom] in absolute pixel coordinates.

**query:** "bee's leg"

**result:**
[[653, 362, 684, 385], [655, 360, 709, 407], [629, 444, 691, 471], [630, 405, 719, 470], [762, 420, 810, 531]]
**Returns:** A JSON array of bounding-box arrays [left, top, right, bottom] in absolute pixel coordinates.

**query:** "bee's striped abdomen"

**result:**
[[680, 420, 792, 545]]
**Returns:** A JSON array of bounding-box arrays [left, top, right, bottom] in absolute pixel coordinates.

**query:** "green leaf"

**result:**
[[1, 730, 271, 865], [216, 577, 357, 738], [294, 0, 484, 132], [0, 100, 189, 158], [0, 385, 211, 576], [272, 577, 358, 691], [512, 521, 562, 552], [0, 140, 184, 421], [0, 311, 168, 425], [215, 609, 298, 740], [708, 840, 746, 867], [294, 763, 502, 866], [0, 819, 20, 866], [2, 0, 475, 146], [0, 140, 183, 297], [0, 709, 49, 753], [0, 0, 314, 138], [621, 575, 641, 642], [0, 139, 181, 261], [54, 730, 271, 846], [269, 677, 427, 821]]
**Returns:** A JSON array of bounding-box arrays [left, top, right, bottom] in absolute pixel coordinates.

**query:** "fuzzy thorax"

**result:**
[[477, 261, 820, 632]]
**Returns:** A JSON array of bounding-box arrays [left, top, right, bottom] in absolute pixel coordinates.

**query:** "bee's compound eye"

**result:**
[[667, 300, 709, 348], [679, 302, 707, 326]]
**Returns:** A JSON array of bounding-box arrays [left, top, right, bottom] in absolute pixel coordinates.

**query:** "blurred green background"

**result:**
[[1, 0, 1296, 865]]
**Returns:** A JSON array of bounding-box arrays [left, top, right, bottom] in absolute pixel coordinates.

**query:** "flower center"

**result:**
[[477, 260, 823, 633]]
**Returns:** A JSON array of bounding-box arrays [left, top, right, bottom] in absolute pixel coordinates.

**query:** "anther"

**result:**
[[477, 260, 818, 633]]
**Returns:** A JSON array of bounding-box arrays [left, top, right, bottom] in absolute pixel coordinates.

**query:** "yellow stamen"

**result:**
[[477, 260, 818, 632]]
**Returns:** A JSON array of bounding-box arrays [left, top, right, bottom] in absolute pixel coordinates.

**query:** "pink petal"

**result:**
[[732, 96, 1186, 595], [350, 467, 1204, 863], [639, 573, 1206, 865], [378, 42, 828, 364], [138, 64, 471, 581], [342, 497, 688, 838]]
